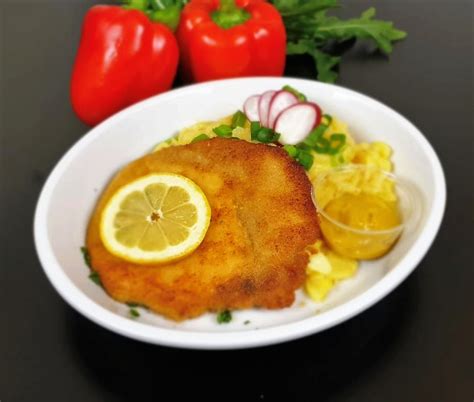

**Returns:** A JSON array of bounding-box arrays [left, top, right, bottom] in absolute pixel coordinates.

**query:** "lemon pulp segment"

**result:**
[[100, 173, 211, 264]]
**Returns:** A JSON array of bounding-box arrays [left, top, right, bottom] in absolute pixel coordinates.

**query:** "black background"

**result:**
[[1, 1, 472, 401]]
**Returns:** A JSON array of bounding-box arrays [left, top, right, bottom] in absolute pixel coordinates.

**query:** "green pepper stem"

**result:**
[[212, 0, 250, 29], [122, 0, 149, 12], [149, 6, 181, 31], [219, 0, 237, 13]]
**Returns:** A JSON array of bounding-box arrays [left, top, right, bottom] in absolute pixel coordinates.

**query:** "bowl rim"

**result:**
[[33, 77, 446, 350]]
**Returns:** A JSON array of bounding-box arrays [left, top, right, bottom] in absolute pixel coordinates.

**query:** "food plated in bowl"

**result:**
[[34, 77, 445, 349]]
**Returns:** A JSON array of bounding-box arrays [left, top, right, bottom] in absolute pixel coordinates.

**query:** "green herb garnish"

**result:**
[[80, 246, 91, 268], [244, 320, 251, 325], [82, 246, 103, 288], [231, 110, 248, 129], [303, 124, 327, 148], [312, 132, 347, 155], [191, 133, 210, 143], [300, 121, 347, 156], [322, 114, 333, 126], [250, 121, 261, 141], [249, 121, 280, 143], [129, 308, 140, 318], [327, 133, 346, 154], [282, 85, 307, 101], [257, 128, 279, 143], [88, 271, 102, 287], [283, 144, 298, 158], [273, 1, 407, 83], [217, 310, 232, 324], [284, 145, 314, 171], [296, 150, 314, 170], [213, 124, 233, 138]]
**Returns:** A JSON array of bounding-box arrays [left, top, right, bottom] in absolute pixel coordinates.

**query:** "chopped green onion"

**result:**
[[283, 144, 299, 158], [213, 124, 233, 138], [250, 121, 261, 140], [282, 85, 307, 102], [256, 128, 274, 143], [284, 144, 313, 170], [80, 246, 91, 268], [129, 308, 140, 318], [314, 136, 330, 154], [296, 151, 314, 171], [296, 143, 312, 152], [88, 271, 102, 287], [217, 310, 232, 324], [256, 128, 281, 143], [322, 114, 333, 126], [250, 121, 280, 143], [327, 133, 346, 155], [191, 133, 210, 143], [83, 247, 102, 287], [303, 124, 327, 147], [331, 153, 346, 167], [302, 124, 345, 155], [231, 110, 248, 129]]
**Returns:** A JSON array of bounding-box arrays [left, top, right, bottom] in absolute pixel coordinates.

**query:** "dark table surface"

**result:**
[[1, 1, 473, 401]]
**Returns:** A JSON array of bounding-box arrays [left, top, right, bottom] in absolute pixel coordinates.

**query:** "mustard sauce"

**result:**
[[320, 193, 402, 259]]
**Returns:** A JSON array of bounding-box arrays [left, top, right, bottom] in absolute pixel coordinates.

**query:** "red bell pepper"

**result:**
[[177, 0, 286, 82], [71, 5, 179, 126]]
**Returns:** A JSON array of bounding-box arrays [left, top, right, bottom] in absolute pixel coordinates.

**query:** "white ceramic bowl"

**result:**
[[34, 77, 445, 349]]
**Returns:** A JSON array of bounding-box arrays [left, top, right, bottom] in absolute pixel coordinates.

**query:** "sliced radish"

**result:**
[[267, 90, 299, 129], [243, 94, 261, 122], [258, 90, 276, 127], [274, 102, 322, 145]]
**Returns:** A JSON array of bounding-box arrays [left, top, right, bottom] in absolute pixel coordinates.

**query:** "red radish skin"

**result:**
[[243, 94, 261, 122], [258, 90, 277, 127], [274, 102, 322, 145], [268, 90, 299, 129]]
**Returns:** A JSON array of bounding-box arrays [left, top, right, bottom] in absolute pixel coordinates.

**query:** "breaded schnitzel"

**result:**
[[86, 138, 320, 321]]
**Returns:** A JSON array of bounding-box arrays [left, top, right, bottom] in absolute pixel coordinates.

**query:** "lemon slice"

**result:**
[[100, 173, 211, 264]]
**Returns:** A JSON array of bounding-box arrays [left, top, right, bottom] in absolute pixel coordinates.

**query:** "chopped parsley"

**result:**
[[80, 246, 91, 268], [244, 320, 251, 325], [88, 271, 102, 287], [81, 246, 102, 288], [217, 310, 232, 324], [129, 308, 140, 318]]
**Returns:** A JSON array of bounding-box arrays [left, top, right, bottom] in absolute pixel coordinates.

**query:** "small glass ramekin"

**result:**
[[313, 164, 418, 260]]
